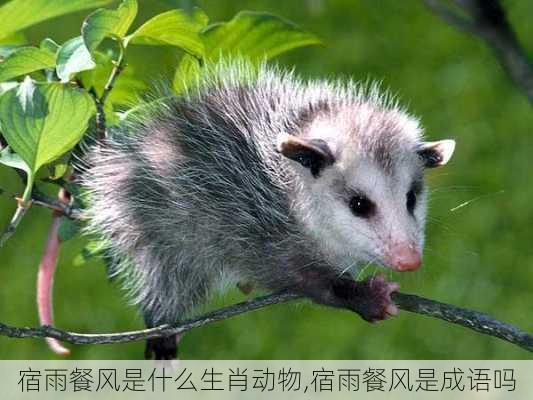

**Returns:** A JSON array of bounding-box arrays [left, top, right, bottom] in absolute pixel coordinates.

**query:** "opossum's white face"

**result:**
[[278, 117, 455, 273], [302, 155, 428, 272]]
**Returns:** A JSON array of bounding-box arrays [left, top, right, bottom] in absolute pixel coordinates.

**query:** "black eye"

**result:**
[[406, 189, 417, 214], [349, 195, 375, 218]]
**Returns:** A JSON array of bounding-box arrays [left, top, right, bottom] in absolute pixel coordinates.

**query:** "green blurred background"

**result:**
[[0, 0, 532, 360]]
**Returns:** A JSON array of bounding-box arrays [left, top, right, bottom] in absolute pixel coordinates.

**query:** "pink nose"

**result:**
[[386, 243, 422, 272]]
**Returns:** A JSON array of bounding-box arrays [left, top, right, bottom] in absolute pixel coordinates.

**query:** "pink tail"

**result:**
[[37, 210, 70, 356]]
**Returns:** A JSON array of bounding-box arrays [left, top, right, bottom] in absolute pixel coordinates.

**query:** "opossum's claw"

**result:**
[[353, 274, 400, 323]]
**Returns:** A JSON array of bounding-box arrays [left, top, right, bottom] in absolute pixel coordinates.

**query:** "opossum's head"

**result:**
[[278, 104, 455, 273]]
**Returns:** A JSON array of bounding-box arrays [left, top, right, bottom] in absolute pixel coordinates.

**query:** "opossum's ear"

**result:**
[[277, 135, 335, 177], [417, 139, 456, 168]]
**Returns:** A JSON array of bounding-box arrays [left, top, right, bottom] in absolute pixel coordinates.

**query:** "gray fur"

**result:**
[[82, 60, 447, 326]]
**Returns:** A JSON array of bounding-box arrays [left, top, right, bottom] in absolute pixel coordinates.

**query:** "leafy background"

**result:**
[[0, 0, 532, 359]]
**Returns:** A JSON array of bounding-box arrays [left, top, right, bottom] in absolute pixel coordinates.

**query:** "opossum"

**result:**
[[82, 61, 455, 359]]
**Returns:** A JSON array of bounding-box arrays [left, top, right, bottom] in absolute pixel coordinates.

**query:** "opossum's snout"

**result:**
[[384, 242, 422, 272]]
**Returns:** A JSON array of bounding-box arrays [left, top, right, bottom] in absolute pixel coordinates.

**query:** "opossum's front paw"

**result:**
[[353, 274, 400, 323], [144, 336, 178, 360]]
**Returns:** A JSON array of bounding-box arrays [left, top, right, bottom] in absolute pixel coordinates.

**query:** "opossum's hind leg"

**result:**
[[143, 319, 182, 360], [140, 262, 212, 360], [143, 305, 185, 360]]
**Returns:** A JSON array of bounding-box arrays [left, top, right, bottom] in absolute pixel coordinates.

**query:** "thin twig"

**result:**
[[424, 0, 533, 103], [32, 188, 81, 220], [100, 40, 126, 106], [90, 39, 126, 139], [0, 171, 34, 248], [0, 291, 531, 353], [0, 202, 30, 248], [425, 0, 474, 31], [0, 186, 81, 220], [88, 88, 106, 140]]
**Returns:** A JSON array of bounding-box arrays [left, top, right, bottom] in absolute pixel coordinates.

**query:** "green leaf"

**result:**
[[48, 161, 70, 180], [82, 0, 138, 54], [0, 0, 113, 41], [125, 9, 206, 57], [0, 146, 30, 175], [0, 46, 22, 60], [0, 32, 27, 46], [0, 33, 27, 59], [0, 77, 95, 175], [0, 44, 57, 82], [73, 239, 107, 266], [56, 37, 96, 83], [58, 216, 81, 242], [0, 81, 19, 95], [47, 153, 71, 180], [119, 95, 170, 121], [203, 11, 321, 60], [173, 54, 201, 93], [107, 74, 146, 106], [173, 11, 320, 91], [192, 7, 209, 27], [78, 51, 146, 106], [40, 38, 61, 54]]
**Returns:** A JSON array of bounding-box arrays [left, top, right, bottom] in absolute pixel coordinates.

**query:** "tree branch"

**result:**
[[0, 291, 531, 353], [392, 292, 532, 352], [424, 0, 533, 103], [425, 0, 475, 31]]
